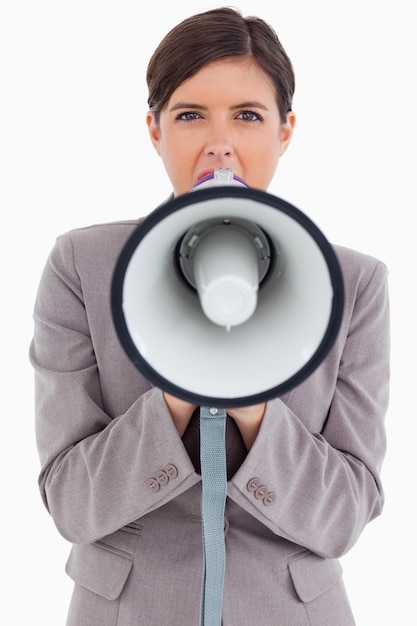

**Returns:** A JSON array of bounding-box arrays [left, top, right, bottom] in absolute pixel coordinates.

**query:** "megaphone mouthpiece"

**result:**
[[191, 167, 248, 191]]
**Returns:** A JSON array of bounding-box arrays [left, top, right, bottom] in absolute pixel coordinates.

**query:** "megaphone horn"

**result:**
[[111, 168, 344, 407]]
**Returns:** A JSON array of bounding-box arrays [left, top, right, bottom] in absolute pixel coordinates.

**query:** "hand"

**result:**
[[163, 392, 197, 437], [227, 403, 266, 450]]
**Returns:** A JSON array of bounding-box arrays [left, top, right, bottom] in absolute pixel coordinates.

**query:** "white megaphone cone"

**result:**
[[111, 168, 344, 407]]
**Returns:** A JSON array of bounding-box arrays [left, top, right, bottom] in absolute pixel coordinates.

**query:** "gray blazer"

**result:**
[[30, 218, 390, 625]]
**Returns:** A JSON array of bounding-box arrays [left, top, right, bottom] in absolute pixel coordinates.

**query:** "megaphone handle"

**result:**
[[199, 406, 227, 626]]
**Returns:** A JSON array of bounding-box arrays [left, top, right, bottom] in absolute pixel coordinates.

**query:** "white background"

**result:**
[[1, 1, 415, 623]]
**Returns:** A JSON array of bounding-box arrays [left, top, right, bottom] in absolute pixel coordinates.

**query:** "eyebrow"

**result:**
[[168, 101, 269, 112]]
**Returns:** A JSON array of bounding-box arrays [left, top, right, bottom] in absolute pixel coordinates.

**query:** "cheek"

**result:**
[[248, 132, 281, 159], [247, 143, 281, 185], [160, 133, 193, 167], [157, 141, 196, 195], [248, 139, 281, 170]]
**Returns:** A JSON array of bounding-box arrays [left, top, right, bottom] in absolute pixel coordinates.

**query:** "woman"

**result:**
[[30, 7, 390, 625]]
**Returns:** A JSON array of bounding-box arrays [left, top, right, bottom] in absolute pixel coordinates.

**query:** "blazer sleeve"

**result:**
[[228, 252, 390, 559], [30, 230, 200, 546]]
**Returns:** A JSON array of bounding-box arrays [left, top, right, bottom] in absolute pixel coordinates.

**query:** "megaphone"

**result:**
[[111, 169, 344, 407]]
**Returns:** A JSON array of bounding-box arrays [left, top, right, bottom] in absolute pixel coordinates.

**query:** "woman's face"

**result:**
[[147, 58, 295, 196]]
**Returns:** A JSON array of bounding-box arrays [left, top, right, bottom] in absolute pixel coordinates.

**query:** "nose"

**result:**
[[204, 124, 233, 159], [206, 145, 232, 158]]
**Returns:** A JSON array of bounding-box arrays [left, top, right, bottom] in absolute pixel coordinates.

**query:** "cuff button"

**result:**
[[254, 485, 268, 500], [164, 464, 178, 479], [146, 478, 160, 493], [247, 478, 261, 492], [156, 470, 169, 485], [263, 492, 276, 506]]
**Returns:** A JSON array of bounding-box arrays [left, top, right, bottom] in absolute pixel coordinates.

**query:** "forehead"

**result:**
[[166, 58, 277, 107]]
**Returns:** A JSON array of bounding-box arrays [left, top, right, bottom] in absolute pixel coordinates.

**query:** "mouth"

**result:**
[[196, 169, 215, 182]]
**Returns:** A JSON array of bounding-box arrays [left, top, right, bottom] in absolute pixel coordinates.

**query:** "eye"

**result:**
[[176, 111, 203, 122], [236, 110, 263, 122]]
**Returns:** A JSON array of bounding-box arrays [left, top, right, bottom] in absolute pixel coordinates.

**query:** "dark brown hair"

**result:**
[[147, 7, 295, 124]]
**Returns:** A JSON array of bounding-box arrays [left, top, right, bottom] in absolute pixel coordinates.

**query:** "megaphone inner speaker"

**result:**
[[176, 218, 273, 330]]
